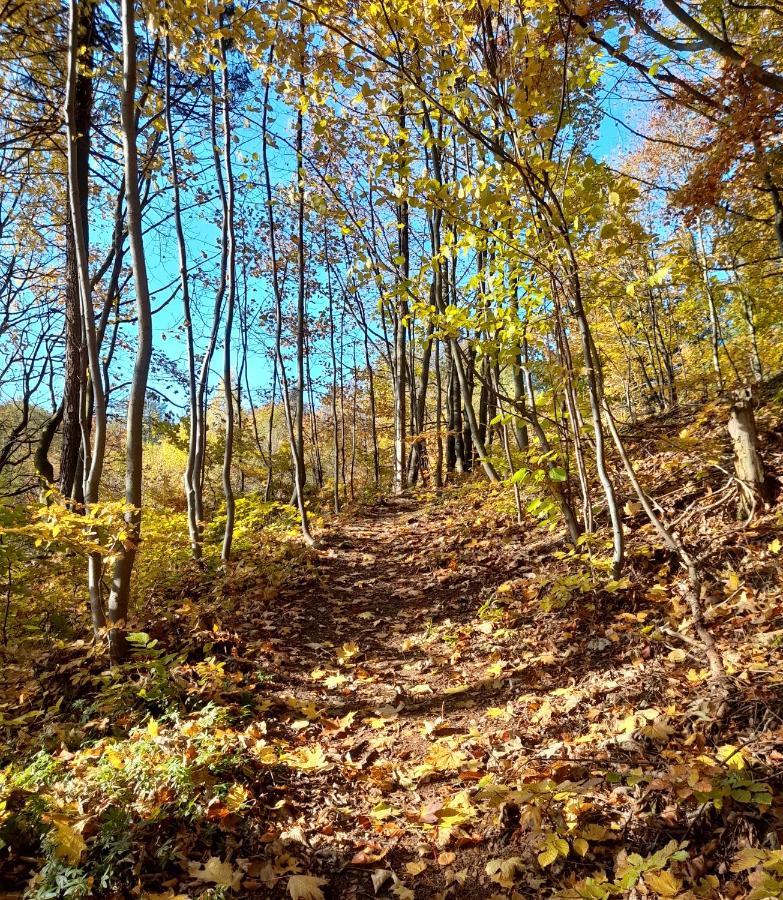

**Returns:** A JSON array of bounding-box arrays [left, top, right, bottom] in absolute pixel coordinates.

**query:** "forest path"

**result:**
[[239, 493, 529, 726], [224, 491, 634, 897]]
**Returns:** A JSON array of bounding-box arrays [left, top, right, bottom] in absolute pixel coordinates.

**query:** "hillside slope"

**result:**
[[1, 388, 782, 899]]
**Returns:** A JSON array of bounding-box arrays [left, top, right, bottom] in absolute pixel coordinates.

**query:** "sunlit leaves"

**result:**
[[188, 856, 243, 889], [287, 874, 328, 900]]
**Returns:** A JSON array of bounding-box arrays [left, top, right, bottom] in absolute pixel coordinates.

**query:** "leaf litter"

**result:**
[[2, 405, 783, 898]]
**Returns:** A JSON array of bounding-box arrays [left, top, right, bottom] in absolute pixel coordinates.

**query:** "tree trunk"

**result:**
[[728, 388, 773, 519], [165, 40, 201, 562], [326, 234, 341, 513], [434, 337, 443, 489], [220, 40, 237, 563], [695, 218, 724, 393], [293, 43, 308, 507], [106, 0, 155, 662], [393, 106, 409, 495], [65, 0, 106, 636], [60, 1, 92, 501], [261, 46, 314, 545], [60, 215, 84, 500]]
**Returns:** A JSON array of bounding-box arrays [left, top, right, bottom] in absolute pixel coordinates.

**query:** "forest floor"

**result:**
[[2, 392, 783, 899]]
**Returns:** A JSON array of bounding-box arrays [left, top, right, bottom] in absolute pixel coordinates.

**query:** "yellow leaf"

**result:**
[[336, 641, 360, 663], [287, 744, 331, 771], [573, 837, 589, 857], [405, 860, 428, 876], [369, 800, 398, 820], [643, 869, 682, 897], [104, 747, 124, 769], [486, 856, 524, 888], [667, 648, 686, 663], [768, 538, 781, 555], [147, 718, 159, 738], [288, 874, 328, 900], [537, 846, 558, 868], [731, 847, 766, 872], [188, 856, 242, 889], [50, 818, 87, 865], [255, 744, 279, 765], [717, 744, 746, 770], [225, 784, 250, 812]]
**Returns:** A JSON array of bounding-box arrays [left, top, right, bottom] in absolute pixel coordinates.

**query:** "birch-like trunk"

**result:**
[[106, 0, 154, 662]]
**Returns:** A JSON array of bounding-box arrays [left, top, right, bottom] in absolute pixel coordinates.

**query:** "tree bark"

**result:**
[[106, 0, 155, 662], [65, 0, 106, 636], [220, 39, 237, 563], [728, 388, 773, 519], [60, 1, 93, 501], [165, 40, 201, 562]]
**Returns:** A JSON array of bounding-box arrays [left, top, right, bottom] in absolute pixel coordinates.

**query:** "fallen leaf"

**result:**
[[188, 856, 242, 889], [288, 874, 328, 900]]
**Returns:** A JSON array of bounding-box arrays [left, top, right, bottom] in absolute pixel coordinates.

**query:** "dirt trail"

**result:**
[[217, 490, 776, 899], [243, 494, 522, 720], [225, 494, 548, 896]]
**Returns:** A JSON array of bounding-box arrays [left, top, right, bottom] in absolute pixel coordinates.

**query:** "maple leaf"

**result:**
[[731, 848, 767, 872], [286, 744, 332, 771], [336, 641, 360, 663], [287, 874, 328, 900], [643, 869, 682, 896], [188, 856, 242, 889]]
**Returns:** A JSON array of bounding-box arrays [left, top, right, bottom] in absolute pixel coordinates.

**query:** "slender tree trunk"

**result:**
[[570, 277, 624, 576], [305, 331, 324, 488], [326, 234, 341, 513], [35, 403, 63, 495], [445, 340, 457, 476], [521, 361, 581, 545], [407, 316, 434, 484], [261, 47, 313, 545], [393, 99, 410, 495], [293, 27, 308, 507], [738, 283, 763, 383], [65, 0, 106, 635], [60, 2, 93, 501], [264, 357, 277, 502], [555, 301, 593, 532], [434, 337, 443, 489], [695, 218, 724, 393], [450, 339, 498, 481], [364, 325, 380, 487], [106, 0, 155, 662], [220, 40, 237, 563], [192, 69, 230, 534], [165, 41, 201, 562], [61, 216, 84, 500], [350, 343, 357, 500]]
